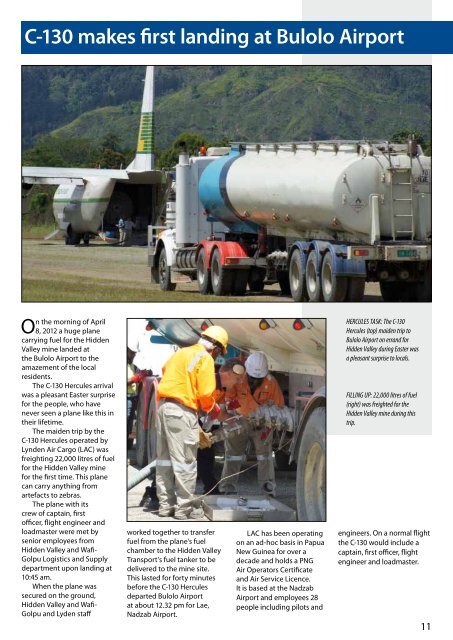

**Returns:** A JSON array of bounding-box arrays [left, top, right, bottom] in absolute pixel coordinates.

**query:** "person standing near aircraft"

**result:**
[[220, 351, 284, 497], [117, 218, 126, 245], [155, 325, 229, 520], [123, 218, 134, 246]]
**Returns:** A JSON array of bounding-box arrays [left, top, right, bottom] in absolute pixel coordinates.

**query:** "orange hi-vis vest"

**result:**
[[225, 374, 284, 416], [158, 344, 216, 413]]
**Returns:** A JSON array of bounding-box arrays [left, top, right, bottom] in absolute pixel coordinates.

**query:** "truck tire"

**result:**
[[416, 263, 432, 302], [379, 281, 405, 302], [248, 267, 266, 293], [146, 383, 158, 466], [158, 249, 176, 291], [289, 249, 308, 301], [276, 270, 291, 296], [321, 251, 347, 302], [232, 269, 248, 295], [211, 249, 233, 296], [306, 251, 323, 302], [135, 389, 148, 469], [346, 277, 366, 302], [151, 267, 159, 284], [296, 406, 326, 522], [197, 248, 213, 294]]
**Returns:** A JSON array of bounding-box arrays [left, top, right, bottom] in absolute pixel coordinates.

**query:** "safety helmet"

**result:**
[[245, 352, 269, 378], [200, 325, 229, 354]]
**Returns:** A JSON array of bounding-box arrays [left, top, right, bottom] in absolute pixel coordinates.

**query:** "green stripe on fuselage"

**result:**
[[54, 198, 110, 203]]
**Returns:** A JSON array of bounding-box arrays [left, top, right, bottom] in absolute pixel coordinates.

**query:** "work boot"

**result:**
[[188, 507, 205, 520], [158, 507, 175, 517], [174, 507, 205, 521], [140, 485, 160, 511]]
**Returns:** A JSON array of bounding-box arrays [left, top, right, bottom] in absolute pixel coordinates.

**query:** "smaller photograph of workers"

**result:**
[[127, 318, 326, 523]]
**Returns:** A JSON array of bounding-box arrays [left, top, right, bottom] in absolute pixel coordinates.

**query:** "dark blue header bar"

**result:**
[[21, 21, 452, 54]]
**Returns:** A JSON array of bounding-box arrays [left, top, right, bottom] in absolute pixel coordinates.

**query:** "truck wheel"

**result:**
[[296, 406, 326, 522], [289, 249, 308, 301], [197, 248, 213, 294], [146, 382, 159, 465], [416, 264, 432, 302], [306, 251, 323, 302], [158, 249, 176, 291], [248, 268, 266, 293], [379, 281, 405, 302], [83, 233, 90, 246], [232, 270, 248, 295], [276, 270, 291, 296], [321, 251, 347, 302], [346, 278, 366, 302], [135, 389, 148, 469], [211, 249, 233, 295]]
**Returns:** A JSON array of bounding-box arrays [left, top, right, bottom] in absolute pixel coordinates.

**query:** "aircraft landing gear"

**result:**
[[65, 226, 81, 246]]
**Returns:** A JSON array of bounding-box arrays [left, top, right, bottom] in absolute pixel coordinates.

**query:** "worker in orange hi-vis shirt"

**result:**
[[220, 351, 284, 497], [197, 358, 246, 494], [155, 325, 228, 520]]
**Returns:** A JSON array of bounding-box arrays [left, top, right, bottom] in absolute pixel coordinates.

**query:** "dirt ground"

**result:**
[[22, 239, 383, 302]]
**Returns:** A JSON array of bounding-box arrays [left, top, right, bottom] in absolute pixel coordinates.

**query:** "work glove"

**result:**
[[226, 399, 241, 411], [130, 370, 152, 384], [260, 427, 272, 442], [198, 427, 212, 449]]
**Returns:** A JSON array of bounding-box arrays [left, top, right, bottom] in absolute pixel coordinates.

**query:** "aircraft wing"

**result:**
[[22, 166, 129, 186]]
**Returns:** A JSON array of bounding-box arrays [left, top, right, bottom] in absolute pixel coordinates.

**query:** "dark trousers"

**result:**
[[197, 447, 219, 493]]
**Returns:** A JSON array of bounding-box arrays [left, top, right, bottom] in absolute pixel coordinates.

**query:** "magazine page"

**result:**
[[7, 0, 450, 638]]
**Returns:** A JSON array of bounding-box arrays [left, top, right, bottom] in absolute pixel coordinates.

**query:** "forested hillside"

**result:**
[[22, 65, 431, 163]]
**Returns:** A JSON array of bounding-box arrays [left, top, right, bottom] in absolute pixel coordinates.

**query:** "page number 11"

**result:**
[[421, 622, 431, 631]]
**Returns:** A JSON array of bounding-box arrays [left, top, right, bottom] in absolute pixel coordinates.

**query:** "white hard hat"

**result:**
[[245, 352, 269, 378]]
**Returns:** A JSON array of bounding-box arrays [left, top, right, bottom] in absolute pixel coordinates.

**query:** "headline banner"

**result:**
[[21, 21, 453, 54]]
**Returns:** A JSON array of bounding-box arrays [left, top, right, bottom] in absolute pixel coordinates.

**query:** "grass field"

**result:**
[[22, 239, 382, 303]]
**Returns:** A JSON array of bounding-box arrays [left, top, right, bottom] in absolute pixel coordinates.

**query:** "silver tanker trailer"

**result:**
[[148, 140, 431, 302]]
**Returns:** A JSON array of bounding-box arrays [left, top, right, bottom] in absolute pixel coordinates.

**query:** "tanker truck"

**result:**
[[131, 318, 326, 522], [148, 140, 431, 302]]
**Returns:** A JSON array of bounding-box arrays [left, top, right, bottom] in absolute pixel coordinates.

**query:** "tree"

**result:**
[[100, 132, 121, 152], [157, 132, 209, 169], [391, 128, 431, 155], [22, 135, 99, 167], [95, 147, 127, 169]]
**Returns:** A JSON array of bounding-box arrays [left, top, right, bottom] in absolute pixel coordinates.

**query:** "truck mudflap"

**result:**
[[197, 239, 250, 268]]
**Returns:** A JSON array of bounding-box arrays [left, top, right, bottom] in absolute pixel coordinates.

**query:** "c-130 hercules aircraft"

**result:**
[[22, 66, 163, 245]]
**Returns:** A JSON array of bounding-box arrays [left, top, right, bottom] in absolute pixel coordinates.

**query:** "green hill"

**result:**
[[22, 65, 431, 154]]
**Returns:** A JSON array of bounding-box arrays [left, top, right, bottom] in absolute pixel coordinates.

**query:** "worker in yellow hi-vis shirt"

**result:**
[[156, 326, 229, 520]]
